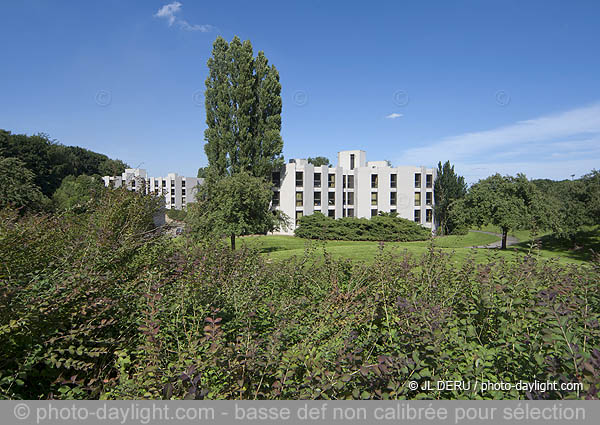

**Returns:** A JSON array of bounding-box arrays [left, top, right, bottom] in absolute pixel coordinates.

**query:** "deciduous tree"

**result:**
[[450, 173, 550, 249]]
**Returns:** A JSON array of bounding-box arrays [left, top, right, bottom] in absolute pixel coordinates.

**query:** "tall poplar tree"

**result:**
[[433, 161, 467, 235], [203, 36, 283, 179], [193, 36, 286, 248]]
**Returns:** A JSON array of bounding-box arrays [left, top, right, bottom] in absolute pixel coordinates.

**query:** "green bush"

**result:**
[[166, 208, 187, 221], [294, 211, 431, 241]]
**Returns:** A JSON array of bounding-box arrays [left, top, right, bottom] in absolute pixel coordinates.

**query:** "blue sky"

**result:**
[[1, 0, 599, 182]]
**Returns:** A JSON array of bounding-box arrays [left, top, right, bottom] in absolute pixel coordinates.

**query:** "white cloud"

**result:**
[[155, 2, 181, 26], [385, 113, 403, 119], [154, 2, 212, 32], [395, 103, 600, 182]]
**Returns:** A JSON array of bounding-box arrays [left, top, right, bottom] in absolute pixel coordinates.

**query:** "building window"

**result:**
[[328, 192, 335, 206], [296, 171, 303, 187], [182, 189, 186, 196], [272, 172, 281, 187], [414, 209, 421, 223], [272, 191, 280, 207], [314, 173, 321, 188], [414, 192, 421, 206], [296, 191, 303, 207], [295, 210, 303, 225], [350, 154, 355, 170], [347, 175, 354, 189], [314, 192, 321, 206], [371, 209, 378, 217], [390, 209, 396, 214], [171, 197, 175, 205], [347, 208, 354, 217], [426, 191, 432, 205], [154, 180, 158, 187], [371, 174, 378, 189], [371, 192, 378, 206], [328, 209, 335, 218], [162, 180, 166, 187], [426, 209, 433, 223], [391, 173, 397, 188], [415, 173, 421, 188], [328, 173, 335, 188], [182, 180, 186, 187], [171, 180, 175, 187], [390, 192, 397, 206], [171, 188, 175, 195], [426, 174, 433, 188], [347, 191, 354, 205]]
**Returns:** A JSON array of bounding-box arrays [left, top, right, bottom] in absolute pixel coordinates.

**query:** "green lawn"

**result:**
[[239, 230, 591, 265]]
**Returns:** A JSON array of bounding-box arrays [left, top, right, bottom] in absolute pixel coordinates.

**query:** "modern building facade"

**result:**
[[272, 150, 436, 234], [102, 168, 202, 210]]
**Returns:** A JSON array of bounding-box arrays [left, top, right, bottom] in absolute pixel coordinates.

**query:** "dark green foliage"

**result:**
[[433, 160, 467, 235], [197, 167, 209, 178], [166, 208, 187, 221], [533, 171, 600, 240], [0, 156, 49, 211], [307, 157, 331, 167], [0, 188, 164, 399], [53, 174, 105, 212], [294, 212, 431, 241], [203, 36, 283, 179], [0, 129, 127, 198]]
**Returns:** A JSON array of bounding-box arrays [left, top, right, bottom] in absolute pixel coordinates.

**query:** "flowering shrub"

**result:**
[[1, 191, 599, 399]]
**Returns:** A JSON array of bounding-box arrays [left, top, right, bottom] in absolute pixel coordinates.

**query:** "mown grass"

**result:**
[[240, 229, 593, 265], [478, 224, 600, 263]]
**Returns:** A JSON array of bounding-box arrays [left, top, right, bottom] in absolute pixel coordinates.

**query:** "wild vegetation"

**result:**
[[1, 188, 599, 400]]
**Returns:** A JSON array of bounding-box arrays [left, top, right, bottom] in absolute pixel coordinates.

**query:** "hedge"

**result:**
[[294, 211, 431, 241]]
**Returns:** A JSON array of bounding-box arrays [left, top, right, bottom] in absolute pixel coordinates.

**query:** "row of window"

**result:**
[[282, 191, 433, 207], [274, 171, 433, 189], [294, 209, 433, 224], [151, 180, 186, 187]]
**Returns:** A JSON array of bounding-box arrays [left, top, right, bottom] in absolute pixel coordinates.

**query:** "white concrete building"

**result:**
[[102, 169, 202, 210], [272, 150, 436, 234]]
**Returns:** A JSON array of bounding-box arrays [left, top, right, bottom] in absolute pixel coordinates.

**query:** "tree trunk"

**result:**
[[501, 229, 508, 250], [231, 233, 236, 250]]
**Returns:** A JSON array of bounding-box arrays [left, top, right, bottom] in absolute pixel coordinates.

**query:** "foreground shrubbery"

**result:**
[[295, 212, 432, 241], [1, 190, 599, 400]]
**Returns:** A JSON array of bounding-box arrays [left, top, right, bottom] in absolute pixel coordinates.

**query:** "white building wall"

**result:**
[[102, 169, 202, 210], [273, 151, 436, 235]]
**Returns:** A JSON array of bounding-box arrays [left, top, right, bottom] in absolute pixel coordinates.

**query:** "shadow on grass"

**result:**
[[511, 227, 600, 262]]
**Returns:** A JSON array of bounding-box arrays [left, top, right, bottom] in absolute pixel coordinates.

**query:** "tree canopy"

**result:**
[[186, 172, 288, 249], [203, 36, 283, 180], [307, 157, 331, 167], [450, 173, 551, 249], [53, 174, 105, 212], [0, 129, 127, 197], [0, 156, 48, 211]]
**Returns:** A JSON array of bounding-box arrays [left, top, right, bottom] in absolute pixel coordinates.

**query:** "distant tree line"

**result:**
[[0, 129, 128, 211]]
